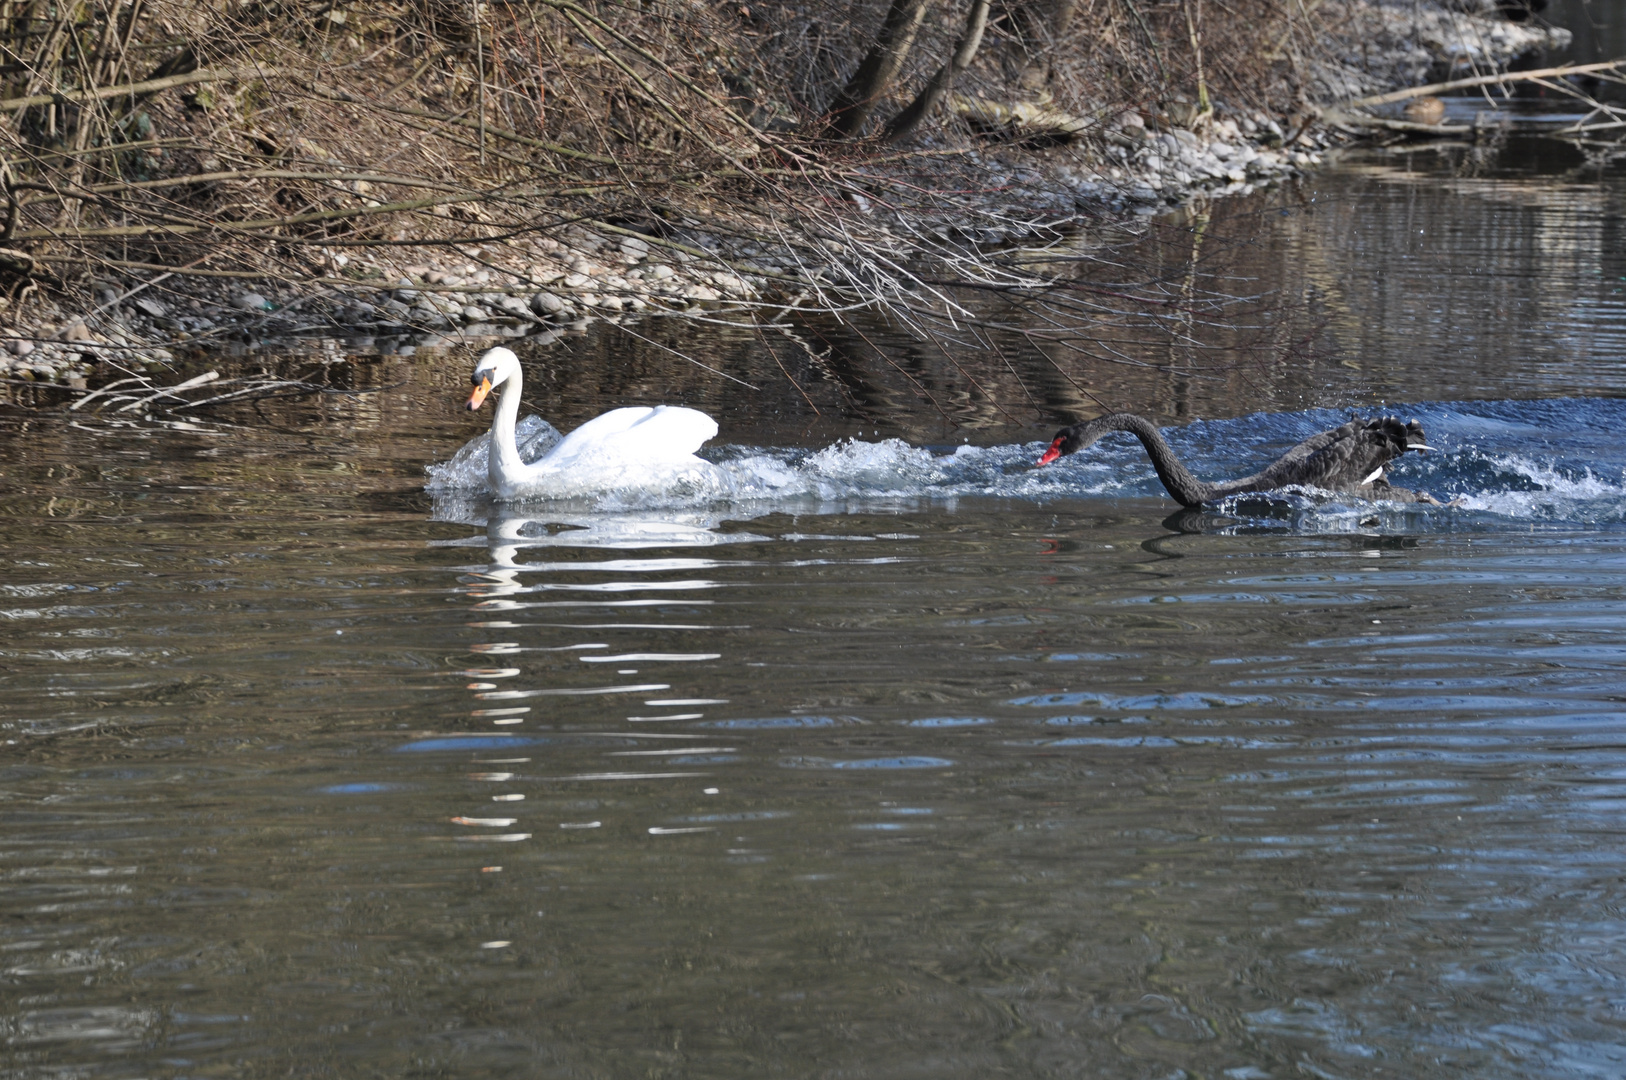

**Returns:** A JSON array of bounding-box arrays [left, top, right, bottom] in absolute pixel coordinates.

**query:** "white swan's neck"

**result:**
[[489, 367, 530, 495]]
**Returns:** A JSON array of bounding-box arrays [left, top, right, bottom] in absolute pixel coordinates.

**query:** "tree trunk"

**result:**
[[1008, 0, 1080, 95], [882, 0, 991, 143], [823, 0, 935, 138]]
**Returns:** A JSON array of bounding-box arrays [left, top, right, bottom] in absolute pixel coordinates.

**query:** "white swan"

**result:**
[[464, 347, 720, 500]]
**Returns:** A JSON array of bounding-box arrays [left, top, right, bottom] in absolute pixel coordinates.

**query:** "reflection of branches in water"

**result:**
[[775, 206, 1328, 424], [48, 367, 398, 419]]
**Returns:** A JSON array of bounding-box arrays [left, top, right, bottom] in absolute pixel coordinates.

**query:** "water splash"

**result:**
[[425, 415, 563, 490], [428, 399, 1626, 532]]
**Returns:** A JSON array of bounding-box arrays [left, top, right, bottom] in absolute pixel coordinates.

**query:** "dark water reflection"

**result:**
[[4, 142, 1626, 1078]]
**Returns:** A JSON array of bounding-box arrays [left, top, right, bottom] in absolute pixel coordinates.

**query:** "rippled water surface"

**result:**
[[4, 141, 1626, 1078]]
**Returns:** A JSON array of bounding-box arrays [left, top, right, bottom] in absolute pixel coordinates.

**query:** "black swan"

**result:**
[[1035, 413, 1448, 507]]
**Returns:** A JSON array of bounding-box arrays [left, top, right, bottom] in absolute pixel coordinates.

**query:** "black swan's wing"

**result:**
[[1267, 419, 1363, 470], [1211, 417, 1415, 497], [1261, 417, 1414, 491]]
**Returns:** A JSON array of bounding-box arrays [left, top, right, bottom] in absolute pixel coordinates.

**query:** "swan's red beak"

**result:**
[[1036, 436, 1065, 467], [467, 376, 492, 411]]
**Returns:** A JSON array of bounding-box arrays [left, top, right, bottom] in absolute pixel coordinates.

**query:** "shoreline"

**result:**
[[0, 0, 1580, 398]]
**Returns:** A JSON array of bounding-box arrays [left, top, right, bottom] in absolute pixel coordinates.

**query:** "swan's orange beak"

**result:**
[[467, 376, 492, 411], [1036, 436, 1065, 467]]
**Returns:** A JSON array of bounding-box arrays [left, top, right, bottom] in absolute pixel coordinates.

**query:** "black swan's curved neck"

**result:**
[[1047, 412, 1434, 507], [1064, 414, 1217, 507]]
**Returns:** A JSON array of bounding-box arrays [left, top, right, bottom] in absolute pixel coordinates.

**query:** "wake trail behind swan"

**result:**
[[427, 399, 1626, 531]]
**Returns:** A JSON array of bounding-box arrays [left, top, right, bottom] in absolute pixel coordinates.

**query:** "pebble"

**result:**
[[619, 235, 650, 260], [530, 291, 565, 316], [235, 292, 271, 311], [132, 297, 166, 318], [648, 264, 675, 281], [8, 338, 33, 357], [461, 305, 489, 322], [497, 296, 534, 320]]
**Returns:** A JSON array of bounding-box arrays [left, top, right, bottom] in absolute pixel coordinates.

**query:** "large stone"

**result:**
[[497, 296, 535, 321], [412, 306, 449, 329], [530, 291, 565, 316]]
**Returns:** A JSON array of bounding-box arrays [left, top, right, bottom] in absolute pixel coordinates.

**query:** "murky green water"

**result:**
[[4, 139, 1626, 1078]]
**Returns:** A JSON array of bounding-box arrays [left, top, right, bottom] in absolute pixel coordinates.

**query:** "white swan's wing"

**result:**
[[627, 406, 719, 458], [542, 407, 656, 467], [541, 406, 717, 470]]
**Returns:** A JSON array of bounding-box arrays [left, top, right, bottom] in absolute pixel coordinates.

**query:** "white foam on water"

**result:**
[[1453, 453, 1626, 525], [426, 406, 1626, 531], [426, 416, 564, 491], [429, 428, 1065, 509]]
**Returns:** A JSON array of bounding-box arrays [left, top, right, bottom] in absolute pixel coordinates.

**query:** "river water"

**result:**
[[3, 137, 1626, 1078]]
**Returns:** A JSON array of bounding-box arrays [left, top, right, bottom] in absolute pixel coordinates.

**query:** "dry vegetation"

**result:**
[[0, 0, 1329, 304], [0, 0, 1606, 409]]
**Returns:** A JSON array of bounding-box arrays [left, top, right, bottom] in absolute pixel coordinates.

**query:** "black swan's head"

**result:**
[[1036, 425, 1087, 466]]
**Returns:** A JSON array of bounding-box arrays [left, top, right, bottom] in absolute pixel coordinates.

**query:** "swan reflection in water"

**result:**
[[428, 502, 768, 607]]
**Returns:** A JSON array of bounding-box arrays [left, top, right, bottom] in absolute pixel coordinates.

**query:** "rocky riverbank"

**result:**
[[0, 0, 1576, 393], [0, 108, 1345, 389]]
